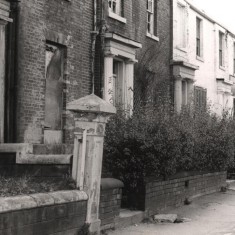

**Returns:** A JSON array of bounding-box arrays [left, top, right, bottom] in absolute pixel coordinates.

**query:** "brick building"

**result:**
[[95, 0, 172, 113], [1, 0, 93, 145], [172, 0, 235, 115], [0, 0, 172, 147]]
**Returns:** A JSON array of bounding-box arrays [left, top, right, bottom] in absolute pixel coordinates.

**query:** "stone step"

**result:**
[[32, 144, 74, 155], [17, 154, 72, 164], [115, 209, 145, 229]]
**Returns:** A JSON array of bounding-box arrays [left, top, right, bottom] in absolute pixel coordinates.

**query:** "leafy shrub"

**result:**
[[103, 102, 235, 208]]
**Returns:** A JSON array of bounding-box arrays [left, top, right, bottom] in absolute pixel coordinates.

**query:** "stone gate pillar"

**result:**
[[67, 94, 116, 235]]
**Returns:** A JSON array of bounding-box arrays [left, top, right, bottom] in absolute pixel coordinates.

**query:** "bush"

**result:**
[[103, 103, 235, 208]]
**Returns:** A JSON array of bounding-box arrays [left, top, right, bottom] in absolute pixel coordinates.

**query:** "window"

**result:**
[[147, 0, 154, 35], [177, 3, 186, 48], [194, 86, 207, 109], [219, 32, 224, 67], [109, 0, 123, 17], [146, 0, 158, 39], [233, 43, 235, 74], [45, 43, 64, 130], [196, 17, 202, 57]]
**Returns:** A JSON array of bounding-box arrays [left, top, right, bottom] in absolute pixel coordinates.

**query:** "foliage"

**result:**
[[103, 102, 235, 208], [0, 176, 76, 197]]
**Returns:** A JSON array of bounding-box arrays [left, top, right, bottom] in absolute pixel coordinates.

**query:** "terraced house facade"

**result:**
[[0, 0, 172, 147], [0, 0, 94, 146], [172, 0, 235, 115]]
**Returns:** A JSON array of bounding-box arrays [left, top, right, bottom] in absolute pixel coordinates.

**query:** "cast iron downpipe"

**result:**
[[91, 0, 99, 94]]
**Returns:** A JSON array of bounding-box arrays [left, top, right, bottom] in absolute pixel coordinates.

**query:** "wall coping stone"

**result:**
[[145, 171, 227, 183], [0, 190, 88, 213], [101, 178, 124, 190]]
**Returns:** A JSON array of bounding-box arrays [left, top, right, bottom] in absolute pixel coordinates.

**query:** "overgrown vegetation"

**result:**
[[0, 176, 76, 197], [103, 102, 235, 208]]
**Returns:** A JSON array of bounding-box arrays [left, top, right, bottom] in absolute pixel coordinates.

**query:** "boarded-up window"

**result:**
[[45, 43, 64, 130], [194, 86, 207, 109]]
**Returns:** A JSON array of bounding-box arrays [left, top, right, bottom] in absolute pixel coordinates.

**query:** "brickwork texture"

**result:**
[[95, 0, 172, 105], [15, 0, 93, 144], [0, 200, 87, 235], [145, 171, 227, 216], [99, 178, 124, 231]]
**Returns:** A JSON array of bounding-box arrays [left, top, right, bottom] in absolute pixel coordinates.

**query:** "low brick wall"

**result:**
[[0, 190, 88, 235], [99, 178, 124, 231], [145, 171, 227, 216]]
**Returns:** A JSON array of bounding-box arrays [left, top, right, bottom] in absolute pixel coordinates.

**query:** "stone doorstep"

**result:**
[[0, 143, 33, 154], [0, 190, 88, 214], [114, 209, 145, 229], [0, 143, 73, 164], [32, 144, 74, 155], [16, 154, 72, 164]]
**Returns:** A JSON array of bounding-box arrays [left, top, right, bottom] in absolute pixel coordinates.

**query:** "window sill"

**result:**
[[196, 56, 204, 62], [176, 46, 187, 53], [219, 65, 225, 71], [146, 32, 159, 41], [108, 11, 127, 24]]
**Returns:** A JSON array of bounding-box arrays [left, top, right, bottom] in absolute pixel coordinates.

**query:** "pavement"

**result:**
[[108, 182, 235, 235]]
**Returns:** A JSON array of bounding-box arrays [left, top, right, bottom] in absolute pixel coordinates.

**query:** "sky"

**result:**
[[187, 0, 235, 34]]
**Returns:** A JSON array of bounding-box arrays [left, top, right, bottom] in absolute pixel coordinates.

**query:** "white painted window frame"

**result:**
[[177, 2, 187, 49], [108, 0, 126, 23], [219, 31, 225, 69]]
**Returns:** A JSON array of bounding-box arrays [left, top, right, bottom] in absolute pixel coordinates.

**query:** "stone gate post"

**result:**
[[67, 94, 116, 234]]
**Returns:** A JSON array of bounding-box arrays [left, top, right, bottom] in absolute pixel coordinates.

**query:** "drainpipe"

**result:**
[[91, 0, 99, 94], [100, 0, 108, 98]]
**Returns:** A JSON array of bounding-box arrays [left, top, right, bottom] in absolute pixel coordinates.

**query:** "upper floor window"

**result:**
[[177, 3, 186, 48], [146, 0, 158, 40], [219, 32, 224, 67], [196, 17, 203, 57], [147, 0, 154, 34], [109, 0, 123, 17]]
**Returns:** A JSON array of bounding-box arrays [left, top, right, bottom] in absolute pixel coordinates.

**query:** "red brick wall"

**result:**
[[99, 178, 124, 231], [95, 0, 172, 104], [15, 0, 93, 144], [0, 200, 87, 234], [145, 171, 227, 216], [14, 0, 172, 144]]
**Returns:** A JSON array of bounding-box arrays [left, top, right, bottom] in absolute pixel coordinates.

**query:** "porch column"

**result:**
[[67, 94, 116, 235], [125, 60, 135, 116], [0, 20, 7, 143], [174, 76, 182, 113], [103, 54, 114, 103]]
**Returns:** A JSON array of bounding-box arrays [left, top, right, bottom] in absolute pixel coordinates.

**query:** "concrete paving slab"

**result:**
[[108, 190, 235, 235]]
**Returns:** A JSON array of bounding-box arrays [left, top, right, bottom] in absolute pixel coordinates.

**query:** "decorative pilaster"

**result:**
[[174, 75, 182, 113], [125, 59, 135, 116], [0, 20, 8, 143], [67, 94, 116, 235], [104, 54, 115, 103]]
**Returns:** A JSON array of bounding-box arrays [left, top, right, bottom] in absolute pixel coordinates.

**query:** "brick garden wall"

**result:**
[[145, 171, 227, 216], [15, 0, 93, 144], [0, 191, 87, 235], [99, 178, 124, 231]]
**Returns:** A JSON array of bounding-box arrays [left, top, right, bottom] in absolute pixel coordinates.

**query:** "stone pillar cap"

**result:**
[[67, 94, 116, 114]]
